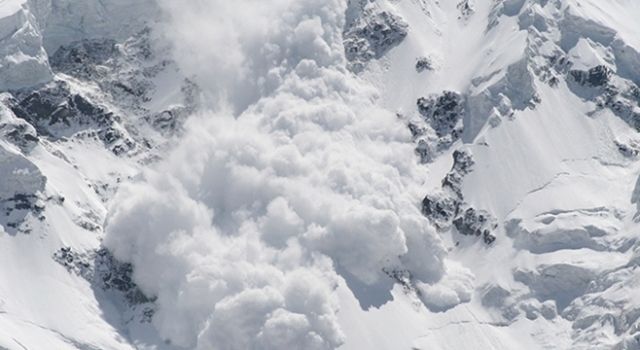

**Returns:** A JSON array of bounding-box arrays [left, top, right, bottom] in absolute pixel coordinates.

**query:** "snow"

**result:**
[[2, 0, 640, 349], [41, 0, 160, 54], [0, 0, 52, 90]]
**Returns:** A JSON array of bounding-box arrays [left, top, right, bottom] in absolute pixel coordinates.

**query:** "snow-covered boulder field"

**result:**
[[1, 0, 640, 349]]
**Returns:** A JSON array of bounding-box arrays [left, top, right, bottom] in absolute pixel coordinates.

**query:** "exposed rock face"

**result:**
[[0, 97, 39, 152], [50, 33, 198, 138], [443, 149, 474, 196], [415, 56, 433, 72], [411, 91, 466, 163], [566, 63, 640, 131], [570, 65, 613, 87], [344, 10, 408, 72], [453, 207, 498, 244], [615, 140, 640, 158], [457, 0, 475, 20], [420, 149, 497, 245], [54, 247, 153, 306], [50, 39, 120, 77], [597, 83, 640, 131], [0, 146, 46, 234], [421, 194, 458, 229], [0, 0, 53, 90], [0, 1, 192, 348], [417, 91, 465, 140], [5, 29, 198, 157], [9, 80, 137, 155], [0, 0, 159, 92]]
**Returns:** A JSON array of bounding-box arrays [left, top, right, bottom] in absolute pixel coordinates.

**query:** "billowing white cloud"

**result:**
[[105, 0, 452, 348]]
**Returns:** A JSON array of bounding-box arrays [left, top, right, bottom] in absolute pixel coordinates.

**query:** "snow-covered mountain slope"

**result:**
[[0, 1, 193, 349], [1, 0, 640, 349], [347, 0, 640, 349]]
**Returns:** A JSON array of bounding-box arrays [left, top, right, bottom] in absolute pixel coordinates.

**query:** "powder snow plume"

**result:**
[[104, 0, 456, 348]]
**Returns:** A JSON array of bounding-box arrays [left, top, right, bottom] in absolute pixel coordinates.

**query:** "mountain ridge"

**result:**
[[0, 0, 639, 349]]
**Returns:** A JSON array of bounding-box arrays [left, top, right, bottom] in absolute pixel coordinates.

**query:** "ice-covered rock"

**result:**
[[569, 65, 613, 87], [415, 56, 433, 73], [452, 207, 497, 244], [0, 144, 46, 234], [0, 95, 39, 152], [411, 91, 465, 162], [421, 149, 497, 245], [0, 0, 52, 91], [54, 247, 153, 305], [0, 0, 160, 92], [344, 9, 408, 72], [9, 80, 137, 155], [417, 91, 465, 141], [39, 0, 160, 54]]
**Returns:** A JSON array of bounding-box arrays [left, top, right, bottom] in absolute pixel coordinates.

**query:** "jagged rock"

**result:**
[[344, 11, 408, 72], [548, 53, 573, 74], [417, 91, 465, 141], [421, 194, 459, 230], [457, 0, 475, 19], [419, 149, 497, 244], [453, 207, 498, 244], [415, 57, 433, 72], [54, 247, 153, 305], [0, 146, 47, 234], [48, 32, 197, 140], [0, 99, 39, 153], [1, 123, 39, 152], [597, 85, 640, 131], [615, 140, 640, 158], [53, 247, 94, 280], [50, 39, 120, 78], [450, 149, 475, 176], [50, 34, 155, 107], [0, 2, 53, 91], [9, 81, 136, 155], [570, 65, 613, 87], [442, 149, 475, 197], [564, 61, 640, 133], [407, 92, 467, 163]]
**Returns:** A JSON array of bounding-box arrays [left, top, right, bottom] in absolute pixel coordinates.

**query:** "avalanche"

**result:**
[[0, 0, 639, 349]]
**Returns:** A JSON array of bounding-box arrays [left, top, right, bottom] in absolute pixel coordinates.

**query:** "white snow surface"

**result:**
[[0, 0, 640, 349]]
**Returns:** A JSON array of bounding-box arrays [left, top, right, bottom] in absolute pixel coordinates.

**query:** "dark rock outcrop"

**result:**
[[420, 149, 497, 245], [415, 57, 433, 72], [9, 81, 136, 155], [453, 207, 498, 244], [54, 247, 153, 306], [570, 65, 613, 87], [50, 39, 120, 78], [411, 91, 466, 162], [344, 11, 408, 72], [417, 91, 465, 140]]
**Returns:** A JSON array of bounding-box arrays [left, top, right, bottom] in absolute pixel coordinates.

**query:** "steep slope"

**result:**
[[343, 0, 640, 349], [0, 1, 192, 349], [1, 0, 640, 349]]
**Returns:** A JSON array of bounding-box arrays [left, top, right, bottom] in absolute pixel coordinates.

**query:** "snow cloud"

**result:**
[[105, 0, 451, 348]]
